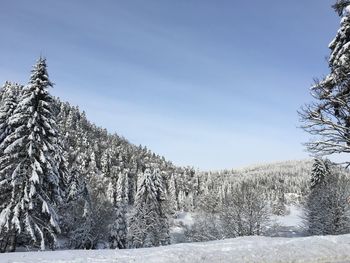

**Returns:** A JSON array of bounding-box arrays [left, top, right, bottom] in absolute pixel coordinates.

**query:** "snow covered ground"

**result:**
[[2, 206, 335, 263], [3, 234, 350, 263], [170, 205, 305, 241], [273, 205, 304, 227], [170, 212, 194, 243], [270, 204, 305, 237]]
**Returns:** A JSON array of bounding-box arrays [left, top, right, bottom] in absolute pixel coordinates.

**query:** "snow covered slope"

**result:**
[[3, 234, 350, 263]]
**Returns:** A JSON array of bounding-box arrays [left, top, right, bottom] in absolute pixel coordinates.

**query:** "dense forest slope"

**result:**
[[0, 76, 322, 250]]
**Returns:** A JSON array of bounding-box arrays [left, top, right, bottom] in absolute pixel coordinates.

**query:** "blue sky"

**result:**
[[0, 0, 340, 170]]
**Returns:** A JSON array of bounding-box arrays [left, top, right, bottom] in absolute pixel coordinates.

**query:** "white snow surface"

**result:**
[[269, 205, 304, 238], [3, 234, 350, 263], [173, 212, 194, 226], [170, 212, 194, 243], [273, 205, 304, 227]]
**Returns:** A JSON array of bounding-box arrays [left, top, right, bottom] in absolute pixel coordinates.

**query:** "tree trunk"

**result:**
[[0, 236, 8, 253], [7, 230, 16, 252]]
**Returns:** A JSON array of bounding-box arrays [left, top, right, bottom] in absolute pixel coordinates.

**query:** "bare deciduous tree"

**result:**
[[220, 181, 270, 237], [299, 2, 350, 164]]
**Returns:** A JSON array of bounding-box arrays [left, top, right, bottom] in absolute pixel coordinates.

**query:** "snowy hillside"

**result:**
[[3, 234, 350, 263]]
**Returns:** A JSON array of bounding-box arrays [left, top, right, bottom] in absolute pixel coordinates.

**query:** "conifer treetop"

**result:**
[[29, 57, 53, 89], [310, 159, 330, 188], [333, 0, 350, 16]]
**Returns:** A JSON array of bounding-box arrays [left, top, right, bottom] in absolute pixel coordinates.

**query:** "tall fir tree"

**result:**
[[128, 167, 170, 248], [305, 159, 330, 235], [310, 159, 329, 189], [0, 82, 22, 252], [300, 1, 350, 160], [109, 172, 127, 249], [168, 173, 178, 215], [305, 159, 350, 235], [0, 58, 65, 251], [151, 168, 170, 245], [0, 82, 21, 145]]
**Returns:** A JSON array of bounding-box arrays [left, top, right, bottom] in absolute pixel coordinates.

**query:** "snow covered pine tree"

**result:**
[[300, 0, 350, 162], [305, 159, 331, 235], [0, 82, 21, 147], [128, 167, 170, 248], [109, 172, 128, 249], [0, 82, 22, 252], [305, 159, 350, 235], [0, 58, 65, 251]]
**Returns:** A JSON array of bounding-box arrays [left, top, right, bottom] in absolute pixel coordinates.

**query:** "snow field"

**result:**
[[3, 234, 350, 263]]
